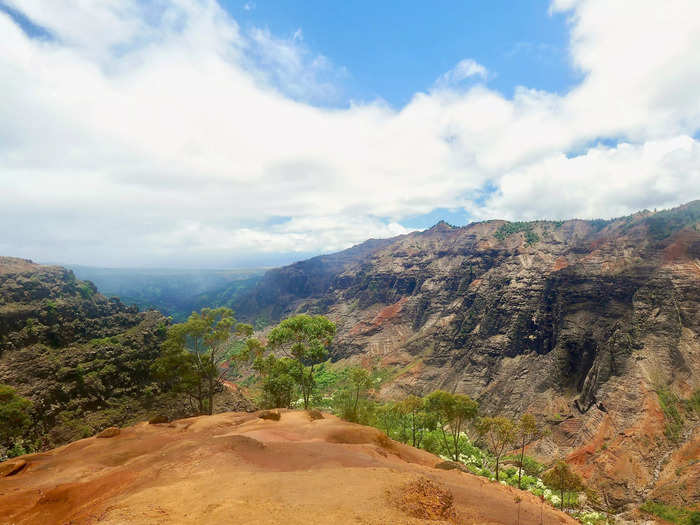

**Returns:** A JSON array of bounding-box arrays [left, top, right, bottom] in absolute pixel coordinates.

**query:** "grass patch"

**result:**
[[640, 501, 700, 525], [494, 222, 539, 245], [656, 387, 684, 442]]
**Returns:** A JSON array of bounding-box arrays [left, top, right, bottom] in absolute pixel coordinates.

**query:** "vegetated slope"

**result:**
[[233, 201, 700, 508], [0, 410, 578, 525], [0, 258, 250, 452], [69, 266, 265, 322]]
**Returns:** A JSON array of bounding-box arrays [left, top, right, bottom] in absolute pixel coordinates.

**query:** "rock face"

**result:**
[[0, 258, 250, 451], [233, 202, 700, 508]]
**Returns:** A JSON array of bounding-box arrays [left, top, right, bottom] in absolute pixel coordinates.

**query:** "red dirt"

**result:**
[[0, 411, 578, 525]]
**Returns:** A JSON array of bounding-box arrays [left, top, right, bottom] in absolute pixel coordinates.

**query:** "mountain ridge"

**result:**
[[229, 201, 700, 508]]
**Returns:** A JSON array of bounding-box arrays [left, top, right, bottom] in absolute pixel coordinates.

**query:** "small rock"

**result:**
[[258, 410, 280, 421], [0, 459, 27, 477], [148, 414, 169, 424], [96, 427, 120, 438], [434, 461, 470, 473], [307, 409, 324, 421]]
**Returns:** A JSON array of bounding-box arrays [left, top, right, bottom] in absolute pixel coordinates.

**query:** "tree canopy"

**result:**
[[152, 307, 253, 414]]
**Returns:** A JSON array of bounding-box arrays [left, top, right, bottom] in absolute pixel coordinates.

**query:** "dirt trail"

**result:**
[[0, 410, 578, 525]]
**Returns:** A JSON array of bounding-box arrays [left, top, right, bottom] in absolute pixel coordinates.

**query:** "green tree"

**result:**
[[152, 307, 253, 415], [513, 413, 546, 489], [266, 315, 336, 409], [0, 383, 33, 447], [424, 390, 479, 461], [398, 395, 434, 447], [375, 401, 402, 439], [253, 355, 296, 408], [541, 460, 584, 511], [477, 416, 516, 481], [347, 367, 372, 419]]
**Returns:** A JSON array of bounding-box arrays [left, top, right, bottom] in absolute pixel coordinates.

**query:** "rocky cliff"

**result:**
[[233, 202, 700, 509]]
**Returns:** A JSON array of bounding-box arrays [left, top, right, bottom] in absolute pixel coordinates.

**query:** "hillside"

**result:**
[[232, 202, 700, 508], [0, 410, 579, 525], [0, 257, 251, 454]]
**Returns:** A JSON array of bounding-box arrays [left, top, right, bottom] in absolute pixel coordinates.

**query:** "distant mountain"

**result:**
[[68, 266, 265, 321], [231, 201, 700, 508]]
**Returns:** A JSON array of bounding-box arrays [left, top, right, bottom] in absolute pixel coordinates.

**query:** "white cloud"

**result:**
[[0, 0, 699, 267], [434, 59, 488, 89], [243, 2, 255, 11]]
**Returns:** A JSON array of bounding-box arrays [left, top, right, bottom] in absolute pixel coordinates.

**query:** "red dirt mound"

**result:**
[[0, 410, 578, 524]]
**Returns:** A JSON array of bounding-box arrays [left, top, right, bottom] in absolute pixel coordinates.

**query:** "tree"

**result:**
[[0, 383, 33, 446], [253, 355, 296, 408], [266, 314, 336, 409], [152, 307, 253, 415], [375, 401, 402, 439], [541, 460, 584, 511], [398, 395, 433, 447], [424, 390, 479, 461], [514, 413, 546, 488], [333, 367, 373, 421], [477, 416, 516, 481]]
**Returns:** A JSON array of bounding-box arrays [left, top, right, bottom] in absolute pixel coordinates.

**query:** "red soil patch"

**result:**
[[0, 410, 579, 524], [552, 256, 569, 271], [349, 297, 408, 336]]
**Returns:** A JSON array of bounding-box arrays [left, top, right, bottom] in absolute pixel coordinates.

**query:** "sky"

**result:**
[[0, 0, 699, 268]]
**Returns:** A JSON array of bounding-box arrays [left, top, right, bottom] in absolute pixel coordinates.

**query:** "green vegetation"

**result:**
[[644, 201, 700, 240], [259, 314, 336, 409], [656, 386, 684, 442], [476, 416, 516, 482], [494, 222, 540, 245], [424, 390, 478, 461], [541, 460, 584, 511], [152, 307, 254, 415], [640, 500, 700, 525], [513, 413, 547, 489], [0, 384, 33, 452]]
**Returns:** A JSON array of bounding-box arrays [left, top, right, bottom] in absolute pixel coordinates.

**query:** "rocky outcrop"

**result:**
[[233, 201, 700, 508]]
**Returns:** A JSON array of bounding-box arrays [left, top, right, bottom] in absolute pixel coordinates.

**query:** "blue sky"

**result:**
[[0, 1, 699, 267], [228, 0, 576, 107]]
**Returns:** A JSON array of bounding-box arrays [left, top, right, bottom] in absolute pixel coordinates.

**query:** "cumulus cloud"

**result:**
[[0, 0, 699, 267]]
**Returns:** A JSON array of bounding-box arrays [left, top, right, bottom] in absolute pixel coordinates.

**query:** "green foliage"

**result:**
[[640, 500, 699, 525], [494, 222, 539, 245], [645, 202, 700, 240], [265, 314, 336, 409], [0, 383, 33, 446], [332, 367, 373, 422], [541, 460, 584, 510], [424, 390, 478, 461], [152, 307, 253, 415], [77, 282, 95, 299], [656, 386, 684, 442], [476, 416, 516, 481], [253, 355, 297, 409], [687, 389, 700, 414], [512, 413, 546, 488]]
